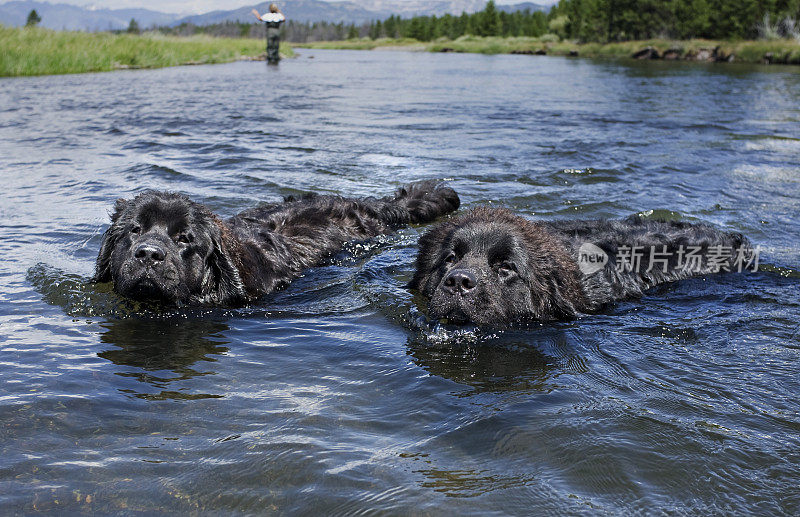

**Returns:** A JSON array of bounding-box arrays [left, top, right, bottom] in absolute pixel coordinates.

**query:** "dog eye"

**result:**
[[176, 233, 193, 244], [443, 252, 457, 265], [130, 226, 141, 235], [497, 262, 516, 278]]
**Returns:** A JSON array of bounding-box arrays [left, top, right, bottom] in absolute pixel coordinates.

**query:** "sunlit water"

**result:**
[[1, 50, 799, 514]]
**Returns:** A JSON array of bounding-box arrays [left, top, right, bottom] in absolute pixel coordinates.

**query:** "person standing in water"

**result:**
[[252, 4, 285, 64]]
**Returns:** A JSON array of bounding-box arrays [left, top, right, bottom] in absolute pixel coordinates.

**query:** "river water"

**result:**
[[1, 49, 799, 514]]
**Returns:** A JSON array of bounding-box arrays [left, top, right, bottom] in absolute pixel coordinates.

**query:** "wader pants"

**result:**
[[267, 26, 281, 64]]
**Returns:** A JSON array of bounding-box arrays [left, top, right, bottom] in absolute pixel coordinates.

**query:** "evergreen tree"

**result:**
[[25, 9, 41, 27], [674, 0, 712, 39], [528, 11, 548, 36], [406, 16, 426, 40], [384, 15, 397, 38], [127, 18, 140, 34], [478, 0, 501, 36], [369, 20, 383, 39]]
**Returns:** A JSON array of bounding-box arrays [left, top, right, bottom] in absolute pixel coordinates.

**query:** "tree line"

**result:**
[[373, 0, 800, 41], [295, 0, 800, 42], [355, 2, 551, 41], [551, 0, 800, 41]]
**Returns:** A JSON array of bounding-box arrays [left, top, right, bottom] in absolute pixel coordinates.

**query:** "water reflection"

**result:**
[[406, 331, 579, 394], [414, 466, 535, 498], [98, 318, 230, 399]]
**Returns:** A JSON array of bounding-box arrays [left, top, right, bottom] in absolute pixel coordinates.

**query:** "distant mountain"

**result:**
[[177, 1, 379, 26], [357, 1, 548, 17], [497, 2, 548, 13], [177, 0, 548, 25], [0, 1, 180, 30], [0, 0, 549, 31], [355, 0, 487, 18]]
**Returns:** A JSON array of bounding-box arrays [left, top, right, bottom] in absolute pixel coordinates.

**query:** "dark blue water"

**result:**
[[1, 49, 799, 514]]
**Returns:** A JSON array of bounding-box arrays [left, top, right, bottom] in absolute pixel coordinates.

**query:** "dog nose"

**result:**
[[134, 243, 166, 263], [443, 269, 477, 294]]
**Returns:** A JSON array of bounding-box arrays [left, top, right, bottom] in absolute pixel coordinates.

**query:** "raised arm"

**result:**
[[251, 9, 262, 21]]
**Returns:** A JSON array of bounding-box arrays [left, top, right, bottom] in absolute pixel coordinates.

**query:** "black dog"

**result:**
[[95, 180, 459, 306], [410, 207, 754, 325]]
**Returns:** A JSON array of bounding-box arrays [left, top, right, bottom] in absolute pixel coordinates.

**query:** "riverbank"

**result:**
[[296, 36, 800, 65], [0, 26, 295, 77]]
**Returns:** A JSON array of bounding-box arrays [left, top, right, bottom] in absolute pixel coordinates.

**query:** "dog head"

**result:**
[[410, 207, 587, 325], [94, 192, 245, 306]]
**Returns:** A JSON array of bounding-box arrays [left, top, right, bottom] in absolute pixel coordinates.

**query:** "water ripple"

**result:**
[[1, 51, 799, 514]]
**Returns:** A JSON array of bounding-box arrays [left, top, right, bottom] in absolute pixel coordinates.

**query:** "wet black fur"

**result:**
[[95, 180, 459, 306], [410, 207, 753, 326]]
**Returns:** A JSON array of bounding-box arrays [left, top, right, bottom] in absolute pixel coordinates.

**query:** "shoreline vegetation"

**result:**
[[285, 0, 800, 65], [2, 25, 799, 78], [283, 0, 800, 66], [296, 36, 800, 65], [0, 26, 295, 77]]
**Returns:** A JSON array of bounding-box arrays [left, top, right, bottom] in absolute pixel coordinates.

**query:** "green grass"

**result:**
[[726, 39, 800, 63], [0, 25, 295, 77], [427, 35, 559, 54], [296, 35, 800, 64]]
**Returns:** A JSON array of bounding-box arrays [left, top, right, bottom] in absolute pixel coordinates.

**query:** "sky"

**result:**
[[2, 0, 556, 15]]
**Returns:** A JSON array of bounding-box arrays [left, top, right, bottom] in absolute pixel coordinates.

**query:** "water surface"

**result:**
[[1, 50, 799, 514]]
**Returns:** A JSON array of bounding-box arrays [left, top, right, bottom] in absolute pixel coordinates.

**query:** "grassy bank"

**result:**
[[296, 35, 800, 64], [0, 25, 295, 77]]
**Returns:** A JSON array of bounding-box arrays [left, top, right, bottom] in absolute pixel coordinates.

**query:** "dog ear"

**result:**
[[409, 220, 456, 292], [94, 198, 129, 282], [196, 219, 248, 306], [110, 198, 129, 223], [539, 274, 584, 320], [522, 230, 587, 321]]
